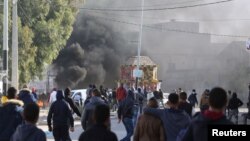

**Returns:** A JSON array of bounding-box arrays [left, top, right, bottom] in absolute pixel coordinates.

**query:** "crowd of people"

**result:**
[[0, 83, 250, 141]]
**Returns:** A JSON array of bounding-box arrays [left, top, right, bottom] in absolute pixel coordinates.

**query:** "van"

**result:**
[[71, 89, 87, 113]]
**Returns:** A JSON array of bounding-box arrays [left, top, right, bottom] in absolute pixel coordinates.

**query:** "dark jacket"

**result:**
[[135, 92, 144, 105], [65, 96, 81, 117], [79, 124, 118, 141], [47, 92, 74, 128], [144, 108, 191, 141], [81, 96, 106, 130], [182, 110, 233, 141], [134, 114, 165, 141], [188, 93, 198, 107], [178, 101, 193, 117], [18, 88, 35, 106], [200, 92, 209, 112], [153, 91, 161, 100], [0, 100, 23, 141], [11, 123, 46, 141], [118, 90, 135, 119], [228, 93, 243, 110]]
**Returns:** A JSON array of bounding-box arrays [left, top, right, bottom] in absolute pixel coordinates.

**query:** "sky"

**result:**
[[82, 0, 250, 43]]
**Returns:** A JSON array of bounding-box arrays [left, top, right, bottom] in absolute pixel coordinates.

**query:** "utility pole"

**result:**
[[135, 0, 145, 89], [2, 0, 9, 95], [12, 0, 19, 89]]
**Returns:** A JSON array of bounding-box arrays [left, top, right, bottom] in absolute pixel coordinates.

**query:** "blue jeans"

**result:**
[[133, 105, 139, 127], [121, 117, 133, 141], [139, 104, 143, 114]]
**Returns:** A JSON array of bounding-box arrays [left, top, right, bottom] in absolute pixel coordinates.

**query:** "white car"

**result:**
[[71, 89, 87, 113], [147, 92, 169, 108]]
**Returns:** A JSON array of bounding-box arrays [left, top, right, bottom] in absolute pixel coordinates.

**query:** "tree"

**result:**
[[0, 0, 81, 86], [17, 0, 79, 85]]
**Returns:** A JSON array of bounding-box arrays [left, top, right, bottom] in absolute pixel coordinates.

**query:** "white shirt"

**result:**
[[49, 91, 57, 104]]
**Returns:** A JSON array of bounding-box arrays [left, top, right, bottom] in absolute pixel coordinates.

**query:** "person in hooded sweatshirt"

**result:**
[[134, 97, 165, 141], [181, 87, 233, 141], [118, 89, 135, 141], [81, 89, 106, 130], [188, 89, 198, 108], [227, 92, 243, 124], [47, 90, 74, 141], [144, 93, 191, 141], [11, 103, 46, 141], [0, 87, 23, 141], [18, 85, 36, 106]]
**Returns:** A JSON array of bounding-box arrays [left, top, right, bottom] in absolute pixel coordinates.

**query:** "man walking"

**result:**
[[188, 89, 198, 108], [182, 87, 233, 141], [79, 104, 118, 141], [11, 103, 46, 141], [0, 87, 23, 141], [118, 90, 135, 141], [47, 90, 74, 141], [81, 89, 106, 130], [179, 92, 193, 117], [116, 83, 127, 105]]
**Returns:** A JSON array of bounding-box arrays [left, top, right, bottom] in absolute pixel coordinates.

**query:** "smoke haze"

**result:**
[[53, 0, 250, 102], [54, 14, 133, 88]]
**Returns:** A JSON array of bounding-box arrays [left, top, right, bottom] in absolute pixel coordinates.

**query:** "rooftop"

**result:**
[[125, 56, 156, 66]]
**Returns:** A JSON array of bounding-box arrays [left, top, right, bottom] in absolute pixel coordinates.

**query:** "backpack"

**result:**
[[0, 105, 23, 140]]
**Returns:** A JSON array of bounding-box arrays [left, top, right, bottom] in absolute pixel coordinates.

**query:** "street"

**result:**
[[38, 110, 128, 141], [38, 108, 250, 141]]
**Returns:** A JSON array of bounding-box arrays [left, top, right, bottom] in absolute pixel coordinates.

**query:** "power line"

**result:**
[[85, 10, 250, 22], [80, 0, 236, 12], [90, 0, 207, 9], [144, 0, 207, 8], [85, 14, 249, 38]]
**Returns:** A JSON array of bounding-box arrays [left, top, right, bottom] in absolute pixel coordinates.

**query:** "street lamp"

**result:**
[[12, 0, 19, 89], [2, 0, 19, 95], [2, 0, 9, 95], [135, 0, 145, 89]]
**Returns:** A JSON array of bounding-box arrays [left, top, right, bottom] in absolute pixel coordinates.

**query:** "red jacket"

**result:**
[[116, 87, 126, 101]]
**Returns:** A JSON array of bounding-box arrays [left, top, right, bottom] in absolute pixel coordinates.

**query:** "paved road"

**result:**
[[38, 108, 250, 141], [38, 112, 127, 141]]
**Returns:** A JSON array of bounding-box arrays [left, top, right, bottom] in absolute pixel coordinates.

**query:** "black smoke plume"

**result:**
[[53, 14, 133, 88]]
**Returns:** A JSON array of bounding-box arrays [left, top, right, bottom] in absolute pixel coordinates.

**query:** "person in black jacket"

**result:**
[[188, 89, 198, 108], [118, 90, 135, 141], [11, 103, 46, 141], [182, 87, 233, 141], [18, 85, 36, 106], [81, 89, 106, 131], [79, 104, 118, 141], [0, 87, 23, 141], [228, 92, 243, 124], [178, 92, 193, 117], [64, 87, 81, 117], [47, 90, 74, 141]]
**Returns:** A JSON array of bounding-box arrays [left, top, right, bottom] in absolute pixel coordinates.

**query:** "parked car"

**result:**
[[147, 92, 169, 108], [71, 89, 87, 113]]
